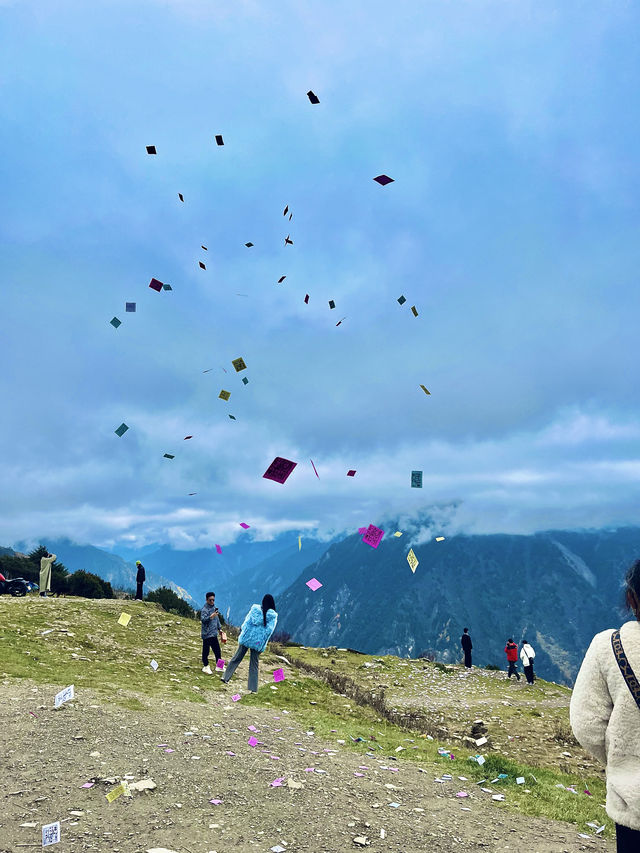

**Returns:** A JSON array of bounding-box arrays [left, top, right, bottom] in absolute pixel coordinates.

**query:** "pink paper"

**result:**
[[215, 544, 222, 554], [248, 737, 258, 747], [270, 778, 284, 787], [225, 751, 236, 756], [81, 782, 94, 788], [209, 798, 223, 805], [354, 772, 365, 777], [273, 668, 284, 682], [239, 522, 250, 529], [263, 456, 297, 484], [306, 577, 322, 592], [304, 768, 315, 772], [232, 694, 241, 702], [248, 725, 259, 732], [216, 659, 225, 669], [270, 755, 280, 760], [456, 791, 469, 798], [310, 459, 319, 478], [165, 748, 174, 753], [362, 524, 384, 549], [357, 526, 367, 534]]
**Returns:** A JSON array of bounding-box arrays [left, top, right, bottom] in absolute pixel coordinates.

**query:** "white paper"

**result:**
[[150, 659, 159, 671], [42, 821, 61, 847], [54, 685, 74, 708]]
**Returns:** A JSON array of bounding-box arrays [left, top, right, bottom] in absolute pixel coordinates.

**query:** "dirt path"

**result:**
[[0, 680, 612, 853]]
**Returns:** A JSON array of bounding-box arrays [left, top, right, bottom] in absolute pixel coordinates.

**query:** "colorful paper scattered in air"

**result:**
[[215, 134, 224, 146], [239, 522, 250, 529], [263, 456, 297, 484], [118, 613, 131, 627], [436, 536, 445, 542], [307, 90, 320, 104], [148, 278, 163, 292], [420, 384, 431, 395], [219, 390, 230, 401], [306, 577, 322, 592], [362, 524, 385, 549], [232, 357, 247, 372], [373, 174, 394, 185], [347, 469, 356, 477], [215, 545, 222, 555], [184, 435, 192, 440], [242, 376, 249, 385], [125, 302, 136, 312], [114, 422, 129, 437], [110, 317, 121, 329], [273, 668, 284, 682], [393, 531, 403, 537], [407, 548, 419, 573], [411, 470, 423, 489], [411, 305, 418, 317], [397, 295, 406, 305], [310, 459, 319, 478], [163, 453, 175, 459], [358, 527, 367, 535], [145, 145, 156, 155], [298, 535, 302, 551]]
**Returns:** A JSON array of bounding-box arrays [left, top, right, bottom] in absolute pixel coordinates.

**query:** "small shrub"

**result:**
[[66, 570, 114, 599], [147, 586, 194, 618], [484, 663, 501, 671], [551, 717, 579, 746], [433, 661, 454, 675]]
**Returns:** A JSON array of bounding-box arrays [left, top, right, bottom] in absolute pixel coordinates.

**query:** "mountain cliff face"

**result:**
[[275, 524, 640, 685]]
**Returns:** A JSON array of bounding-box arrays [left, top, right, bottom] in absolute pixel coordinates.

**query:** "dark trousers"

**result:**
[[135, 582, 143, 600], [464, 650, 472, 668], [617, 823, 640, 852], [523, 663, 535, 684], [507, 661, 520, 680], [202, 637, 222, 666]]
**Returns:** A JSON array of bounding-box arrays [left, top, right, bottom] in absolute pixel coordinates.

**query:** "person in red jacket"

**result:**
[[504, 638, 521, 681]]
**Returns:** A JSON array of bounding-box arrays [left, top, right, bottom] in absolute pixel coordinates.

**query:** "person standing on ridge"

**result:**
[[520, 639, 536, 685], [39, 550, 56, 597], [571, 557, 640, 852], [135, 561, 145, 600], [504, 638, 521, 680], [222, 594, 277, 693], [461, 627, 473, 668], [201, 591, 223, 674]]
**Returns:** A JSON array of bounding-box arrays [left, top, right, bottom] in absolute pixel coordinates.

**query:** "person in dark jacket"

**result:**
[[461, 628, 473, 668], [201, 591, 223, 674], [505, 638, 521, 680], [135, 561, 145, 600], [222, 594, 277, 693]]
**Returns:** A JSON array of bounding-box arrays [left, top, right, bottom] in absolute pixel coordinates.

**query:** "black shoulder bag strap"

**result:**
[[611, 629, 640, 710]]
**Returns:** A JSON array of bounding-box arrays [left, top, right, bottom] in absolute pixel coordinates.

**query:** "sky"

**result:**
[[2, 0, 640, 550]]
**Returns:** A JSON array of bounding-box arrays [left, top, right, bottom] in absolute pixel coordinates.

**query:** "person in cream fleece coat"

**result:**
[[570, 558, 640, 852]]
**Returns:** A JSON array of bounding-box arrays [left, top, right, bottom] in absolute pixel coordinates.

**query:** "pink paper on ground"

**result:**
[[270, 778, 285, 787], [215, 544, 222, 554], [216, 659, 225, 669], [248, 737, 258, 747], [306, 577, 322, 592], [354, 772, 365, 777], [248, 725, 259, 732], [362, 524, 385, 549], [81, 782, 94, 788], [239, 522, 250, 529], [273, 668, 284, 682], [304, 768, 315, 772], [209, 798, 223, 804], [232, 694, 241, 702], [165, 748, 174, 753], [225, 751, 236, 756], [263, 456, 297, 484]]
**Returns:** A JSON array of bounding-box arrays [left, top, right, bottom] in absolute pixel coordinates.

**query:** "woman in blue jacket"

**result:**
[[222, 594, 277, 693]]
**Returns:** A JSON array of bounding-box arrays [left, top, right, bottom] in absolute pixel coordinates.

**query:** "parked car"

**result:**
[[0, 577, 38, 596]]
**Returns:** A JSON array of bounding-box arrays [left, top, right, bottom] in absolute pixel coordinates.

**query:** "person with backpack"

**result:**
[[520, 639, 536, 684], [221, 594, 277, 693], [135, 561, 146, 600], [571, 558, 640, 852], [504, 638, 521, 680], [461, 628, 473, 668]]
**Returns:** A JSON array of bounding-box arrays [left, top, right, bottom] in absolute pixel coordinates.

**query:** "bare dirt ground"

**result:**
[[0, 680, 613, 853]]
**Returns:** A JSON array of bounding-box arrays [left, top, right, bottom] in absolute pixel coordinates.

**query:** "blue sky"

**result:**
[[2, 0, 639, 549]]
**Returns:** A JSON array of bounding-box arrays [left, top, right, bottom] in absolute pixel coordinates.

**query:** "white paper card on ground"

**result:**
[[54, 685, 74, 708], [150, 659, 159, 671], [42, 821, 61, 846]]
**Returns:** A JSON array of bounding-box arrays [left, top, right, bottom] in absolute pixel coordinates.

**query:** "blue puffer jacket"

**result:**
[[238, 604, 278, 652]]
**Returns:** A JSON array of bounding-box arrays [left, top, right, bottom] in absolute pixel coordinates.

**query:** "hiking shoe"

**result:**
[[202, 665, 213, 675]]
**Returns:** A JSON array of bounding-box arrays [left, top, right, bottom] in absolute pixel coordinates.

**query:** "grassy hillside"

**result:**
[[0, 596, 613, 845]]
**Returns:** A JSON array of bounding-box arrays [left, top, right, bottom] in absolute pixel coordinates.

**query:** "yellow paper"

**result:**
[[407, 548, 419, 573], [117, 613, 131, 627], [393, 531, 403, 537], [419, 384, 431, 395], [435, 536, 445, 542], [298, 536, 302, 551], [106, 781, 129, 802], [219, 390, 230, 401]]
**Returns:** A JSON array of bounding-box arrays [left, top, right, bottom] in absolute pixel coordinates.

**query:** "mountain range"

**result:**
[[7, 522, 640, 685]]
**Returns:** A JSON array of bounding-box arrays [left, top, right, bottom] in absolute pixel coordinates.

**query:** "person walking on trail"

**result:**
[[201, 591, 223, 674], [39, 551, 56, 597], [461, 628, 473, 668], [504, 638, 521, 680], [222, 594, 277, 693], [135, 561, 146, 600], [520, 639, 536, 685], [571, 558, 640, 853]]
